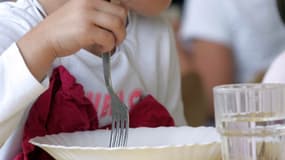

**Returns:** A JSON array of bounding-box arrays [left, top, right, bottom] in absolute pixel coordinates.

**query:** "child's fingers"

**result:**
[[92, 0, 128, 26], [85, 26, 116, 53], [89, 9, 126, 45]]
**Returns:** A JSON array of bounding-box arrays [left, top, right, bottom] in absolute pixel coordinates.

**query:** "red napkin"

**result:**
[[14, 66, 174, 160], [100, 95, 175, 129], [129, 94, 174, 128], [14, 66, 99, 160]]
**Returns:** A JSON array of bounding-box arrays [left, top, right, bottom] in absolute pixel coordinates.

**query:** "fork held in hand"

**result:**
[[102, 52, 129, 148]]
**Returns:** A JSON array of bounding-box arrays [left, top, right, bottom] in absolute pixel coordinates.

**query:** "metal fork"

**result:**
[[102, 52, 129, 148]]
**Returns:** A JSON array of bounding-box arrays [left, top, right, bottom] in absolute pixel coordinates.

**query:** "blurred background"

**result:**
[[167, 0, 285, 126]]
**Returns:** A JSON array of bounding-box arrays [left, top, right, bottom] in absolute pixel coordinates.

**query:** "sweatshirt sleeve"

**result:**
[[0, 5, 50, 146], [0, 43, 49, 146]]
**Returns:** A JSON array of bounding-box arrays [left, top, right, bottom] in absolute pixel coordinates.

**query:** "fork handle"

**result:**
[[102, 52, 112, 87], [102, 52, 119, 99]]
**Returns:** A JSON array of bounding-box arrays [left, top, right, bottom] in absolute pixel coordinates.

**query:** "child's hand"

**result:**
[[49, 0, 127, 56], [24, 0, 127, 57], [17, 0, 128, 81]]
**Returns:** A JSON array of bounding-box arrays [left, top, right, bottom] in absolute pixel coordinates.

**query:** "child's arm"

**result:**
[[120, 0, 171, 16]]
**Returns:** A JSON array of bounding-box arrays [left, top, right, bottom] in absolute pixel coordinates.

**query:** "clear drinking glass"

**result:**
[[214, 83, 285, 160]]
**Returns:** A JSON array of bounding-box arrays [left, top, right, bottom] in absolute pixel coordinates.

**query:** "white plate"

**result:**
[[30, 126, 221, 160]]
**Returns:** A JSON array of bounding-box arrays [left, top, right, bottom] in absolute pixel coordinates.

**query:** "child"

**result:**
[[0, 0, 186, 159]]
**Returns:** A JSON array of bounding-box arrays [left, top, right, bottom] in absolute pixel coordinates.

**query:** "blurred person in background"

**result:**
[[263, 0, 285, 83], [180, 0, 285, 125]]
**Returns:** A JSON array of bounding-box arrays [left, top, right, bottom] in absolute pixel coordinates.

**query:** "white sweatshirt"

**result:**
[[0, 0, 186, 159]]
